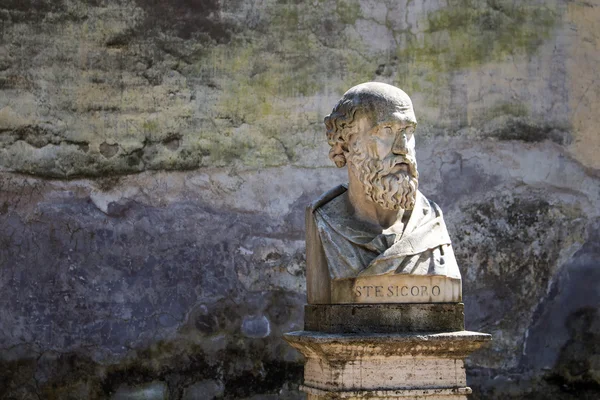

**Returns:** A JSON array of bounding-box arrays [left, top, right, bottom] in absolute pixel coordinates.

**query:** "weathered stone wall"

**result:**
[[1, 0, 599, 399]]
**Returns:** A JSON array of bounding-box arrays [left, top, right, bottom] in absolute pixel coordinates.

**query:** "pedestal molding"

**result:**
[[284, 330, 491, 359], [305, 303, 465, 333], [301, 385, 473, 398]]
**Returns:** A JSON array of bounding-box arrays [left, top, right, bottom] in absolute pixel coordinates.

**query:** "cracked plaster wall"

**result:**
[[0, 0, 599, 399]]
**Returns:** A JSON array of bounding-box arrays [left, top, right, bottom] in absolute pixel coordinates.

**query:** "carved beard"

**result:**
[[348, 146, 419, 211]]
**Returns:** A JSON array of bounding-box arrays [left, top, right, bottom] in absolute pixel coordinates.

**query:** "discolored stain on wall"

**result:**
[[132, 0, 236, 42]]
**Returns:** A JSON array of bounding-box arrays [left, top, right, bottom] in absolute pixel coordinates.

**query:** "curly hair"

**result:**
[[323, 98, 358, 168]]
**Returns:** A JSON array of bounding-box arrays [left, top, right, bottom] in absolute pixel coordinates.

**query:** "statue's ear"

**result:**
[[340, 141, 349, 153], [329, 143, 346, 168]]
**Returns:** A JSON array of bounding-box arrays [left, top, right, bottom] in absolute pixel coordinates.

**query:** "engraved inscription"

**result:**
[[334, 275, 461, 303], [355, 285, 442, 299]]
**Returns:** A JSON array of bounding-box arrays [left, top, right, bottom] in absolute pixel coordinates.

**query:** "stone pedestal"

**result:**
[[284, 304, 491, 399]]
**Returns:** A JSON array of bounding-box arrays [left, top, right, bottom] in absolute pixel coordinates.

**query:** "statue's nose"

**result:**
[[392, 133, 408, 155]]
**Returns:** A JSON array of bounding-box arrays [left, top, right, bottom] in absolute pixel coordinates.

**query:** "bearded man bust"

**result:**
[[306, 82, 462, 304]]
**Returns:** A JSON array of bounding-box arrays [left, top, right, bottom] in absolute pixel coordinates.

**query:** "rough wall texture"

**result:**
[[0, 0, 599, 399]]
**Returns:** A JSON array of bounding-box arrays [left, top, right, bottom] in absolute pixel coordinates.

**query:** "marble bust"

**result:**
[[306, 82, 461, 304]]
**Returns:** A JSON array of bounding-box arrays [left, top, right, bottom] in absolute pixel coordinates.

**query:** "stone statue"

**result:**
[[306, 82, 461, 304], [289, 83, 488, 398]]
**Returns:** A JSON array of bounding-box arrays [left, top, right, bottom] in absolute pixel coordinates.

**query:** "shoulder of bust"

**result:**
[[307, 184, 347, 213], [418, 191, 443, 217]]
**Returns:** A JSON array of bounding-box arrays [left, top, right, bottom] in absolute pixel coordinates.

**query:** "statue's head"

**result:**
[[324, 82, 419, 211]]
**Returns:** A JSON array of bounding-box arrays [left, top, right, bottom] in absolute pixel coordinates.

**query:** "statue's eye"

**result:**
[[374, 126, 393, 139]]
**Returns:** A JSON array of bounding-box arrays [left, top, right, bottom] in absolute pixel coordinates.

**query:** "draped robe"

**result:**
[[309, 185, 460, 281]]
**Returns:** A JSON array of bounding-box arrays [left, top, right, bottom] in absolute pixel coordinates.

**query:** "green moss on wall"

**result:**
[[489, 102, 529, 119], [406, 0, 559, 71], [336, 0, 362, 25], [143, 120, 160, 134], [0, 0, 567, 176], [186, 0, 371, 166], [393, 1, 560, 125]]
